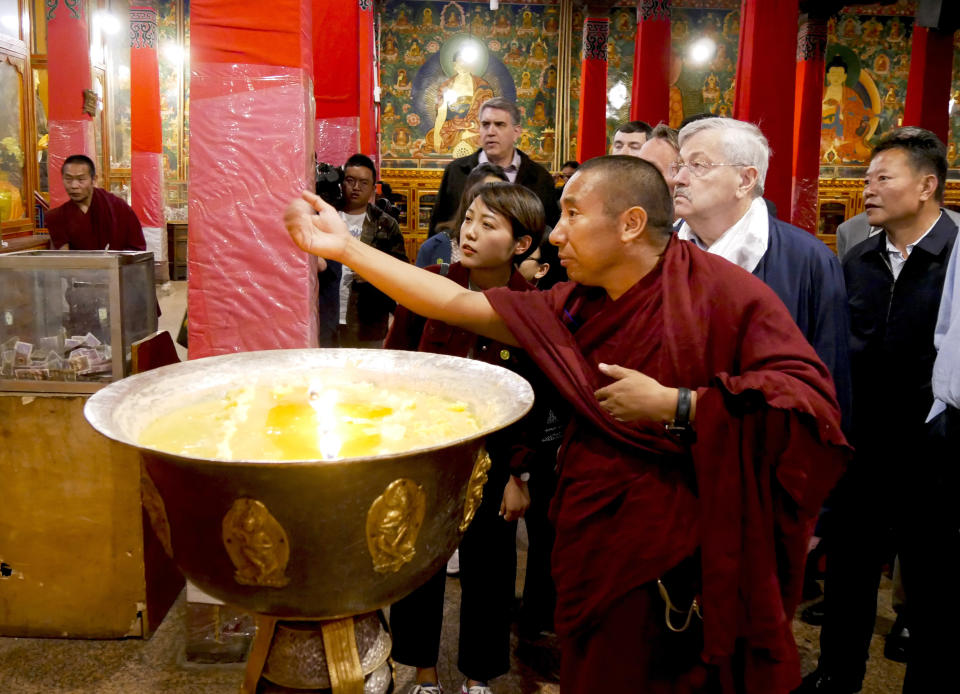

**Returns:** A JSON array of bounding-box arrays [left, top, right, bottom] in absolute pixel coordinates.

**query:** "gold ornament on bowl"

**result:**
[[366, 478, 426, 574]]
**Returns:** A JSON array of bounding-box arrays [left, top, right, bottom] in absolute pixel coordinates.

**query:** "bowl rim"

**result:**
[[84, 347, 535, 466]]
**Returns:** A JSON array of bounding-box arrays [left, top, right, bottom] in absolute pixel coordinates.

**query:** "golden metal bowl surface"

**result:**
[[84, 348, 533, 618]]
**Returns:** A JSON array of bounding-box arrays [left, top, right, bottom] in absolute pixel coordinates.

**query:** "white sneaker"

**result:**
[[410, 685, 443, 694], [461, 683, 492, 694], [446, 549, 460, 576]]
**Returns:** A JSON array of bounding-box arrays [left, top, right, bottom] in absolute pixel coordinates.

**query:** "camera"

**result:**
[[316, 161, 344, 209]]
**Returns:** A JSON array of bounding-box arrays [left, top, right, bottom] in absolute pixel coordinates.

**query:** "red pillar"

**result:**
[[629, 0, 671, 126], [46, 1, 94, 207], [577, 16, 610, 162], [130, 6, 166, 269], [313, 1, 361, 166], [790, 14, 828, 233], [189, 0, 317, 357], [733, 0, 799, 218], [903, 25, 954, 143], [358, 3, 377, 159]]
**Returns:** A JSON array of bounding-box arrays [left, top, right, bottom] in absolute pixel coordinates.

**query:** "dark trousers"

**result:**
[[819, 415, 959, 689], [390, 463, 517, 682], [519, 449, 558, 635], [901, 406, 960, 692]]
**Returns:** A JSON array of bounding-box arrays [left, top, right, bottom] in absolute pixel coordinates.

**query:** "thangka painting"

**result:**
[[379, 1, 561, 167], [158, 0, 189, 182], [821, 9, 914, 167]]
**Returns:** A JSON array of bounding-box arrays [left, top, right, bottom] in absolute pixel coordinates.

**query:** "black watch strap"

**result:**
[[666, 387, 695, 443]]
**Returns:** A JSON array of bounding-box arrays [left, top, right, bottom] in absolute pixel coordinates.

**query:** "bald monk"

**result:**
[[284, 156, 850, 693]]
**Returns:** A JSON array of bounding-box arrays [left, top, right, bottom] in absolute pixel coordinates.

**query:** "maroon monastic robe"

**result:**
[[485, 237, 849, 692], [46, 187, 146, 251]]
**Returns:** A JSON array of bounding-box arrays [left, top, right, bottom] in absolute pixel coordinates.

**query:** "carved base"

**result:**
[[243, 612, 392, 694]]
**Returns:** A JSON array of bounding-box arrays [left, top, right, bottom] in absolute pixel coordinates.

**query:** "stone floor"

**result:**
[[0, 283, 908, 693]]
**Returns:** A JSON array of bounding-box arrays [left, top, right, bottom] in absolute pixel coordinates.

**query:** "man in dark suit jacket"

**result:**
[[428, 97, 559, 236]]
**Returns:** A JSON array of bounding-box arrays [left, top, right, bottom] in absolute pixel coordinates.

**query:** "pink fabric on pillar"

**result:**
[[47, 121, 95, 206], [47, 0, 93, 207], [316, 117, 360, 167], [130, 6, 165, 244], [630, 3, 671, 126], [188, 63, 318, 357]]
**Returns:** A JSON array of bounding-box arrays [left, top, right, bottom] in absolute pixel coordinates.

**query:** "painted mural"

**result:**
[[158, 0, 189, 186], [821, 10, 914, 166], [379, 1, 561, 166]]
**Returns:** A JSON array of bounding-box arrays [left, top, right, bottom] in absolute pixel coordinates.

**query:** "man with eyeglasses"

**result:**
[[336, 153, 408, 347], [673, 118, 851, 423]]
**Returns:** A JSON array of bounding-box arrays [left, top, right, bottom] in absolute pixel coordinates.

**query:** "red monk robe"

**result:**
[[485, 236, 849, 693], [46, 187, 146, 251]]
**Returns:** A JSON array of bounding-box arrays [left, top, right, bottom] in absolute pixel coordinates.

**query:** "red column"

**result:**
[[189, 0, 317, 357], [46, 0, 94, 208], [358, 2, 377, 159], [130, 6, 166, 269], [313, 1, 360, 166], [903, 25, 954, 143], [577, 16, 610, 162], [790, 14, 828, 233], [733, 0, 799, 218], [629, 0, 671, 126]]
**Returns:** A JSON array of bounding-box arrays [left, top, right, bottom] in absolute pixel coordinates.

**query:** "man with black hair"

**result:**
[[335, 153, 408, 347], [46, 154, 146, 251], [610, 120, 652, 156], [428, 97, 558, 236], [798, 127, 958, 694]]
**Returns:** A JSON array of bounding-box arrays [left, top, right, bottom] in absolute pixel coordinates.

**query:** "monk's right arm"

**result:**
[[285, 191, 519, 347]]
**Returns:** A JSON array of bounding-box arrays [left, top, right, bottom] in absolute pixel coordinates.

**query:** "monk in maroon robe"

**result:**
[[284, 156, 850, 693], [46, 154, 146, 251]]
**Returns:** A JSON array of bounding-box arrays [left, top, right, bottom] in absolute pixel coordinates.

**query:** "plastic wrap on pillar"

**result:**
[[188, 64, 318, 357], [47, 0, 94, 208], [47, 120, 95, 203], [131, 6, 166, 258], [316, 117, 360, 168], [132, 151, 165, 261]]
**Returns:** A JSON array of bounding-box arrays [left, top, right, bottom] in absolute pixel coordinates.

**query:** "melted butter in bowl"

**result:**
[[138, 380, 481, 461]]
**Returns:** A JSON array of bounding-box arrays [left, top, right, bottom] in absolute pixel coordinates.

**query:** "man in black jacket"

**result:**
[[798, 128, 958, 694], [428, 97, 558, 236]]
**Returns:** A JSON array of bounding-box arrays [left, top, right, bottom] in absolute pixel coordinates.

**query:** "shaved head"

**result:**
[[574, 155, 674, 243]]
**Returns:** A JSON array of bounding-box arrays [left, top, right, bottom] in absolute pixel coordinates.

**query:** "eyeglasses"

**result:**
[[344, 176, 371, 189], [667, 160, 747, 178]]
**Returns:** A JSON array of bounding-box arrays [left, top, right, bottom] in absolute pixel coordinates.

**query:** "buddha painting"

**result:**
[[517, 10, 536, 37], [427, 47, 494, 154], [528, 100, 548, 127], [394, 8, 413, 33], [702, 73, 721, 110], [873, 53, 890, 76], [517, 71, 535, 99], [395, 69, 412, 96], [541, 64, 557, 91], [444, 8, 462, 30], [492, 11, 511, 37], [821, 54, 878, 163], [405, 40, 425, 67], [420, 8, 433, 29], [382, 100, 398, 123], [382, 35, 399, 61], [543, 11, 559, 36], [528, 39, 548, 68], [723, 12, 740, 40]]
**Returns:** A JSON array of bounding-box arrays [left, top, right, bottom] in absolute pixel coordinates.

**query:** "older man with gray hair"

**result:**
[[673, 117, 851, 421]]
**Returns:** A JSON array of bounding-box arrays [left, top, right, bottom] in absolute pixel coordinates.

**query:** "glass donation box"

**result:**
[[0, 251, 156, 393]]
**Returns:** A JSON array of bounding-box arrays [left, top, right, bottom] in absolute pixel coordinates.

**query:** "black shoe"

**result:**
[[792, 669, 862, 694], [883, 615, 910, 663], [800, 600, 826, 626]]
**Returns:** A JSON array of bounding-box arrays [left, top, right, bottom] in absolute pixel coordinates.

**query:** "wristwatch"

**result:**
[[665, 387, 695, 443]]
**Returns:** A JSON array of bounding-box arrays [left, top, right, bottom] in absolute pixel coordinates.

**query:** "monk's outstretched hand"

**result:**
[[283, 191, 350, 261], [595, 363, 679, 425]]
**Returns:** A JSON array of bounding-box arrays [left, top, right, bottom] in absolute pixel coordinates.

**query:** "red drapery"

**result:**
[[130, 6, 165, 265], [188, 0, 318, 357], [46, 0, 94, 208], [790, 15, 828, 233], [577, 16, 611, 162], [734, 0, 799, 219], [629, 1, 671, 127], [903, 25, 953, 143]]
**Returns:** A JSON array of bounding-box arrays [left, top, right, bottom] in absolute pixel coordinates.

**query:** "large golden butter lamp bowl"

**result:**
[[83, 348, 533, 620]]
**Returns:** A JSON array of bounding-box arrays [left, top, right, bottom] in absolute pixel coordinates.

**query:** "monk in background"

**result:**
[[284, 156, 849, 693]]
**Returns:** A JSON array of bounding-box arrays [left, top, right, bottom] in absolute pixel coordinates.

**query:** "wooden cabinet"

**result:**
[[167, 221, 187, 280], [380, 168, 443, 263], [818, 178, 960, 233]]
